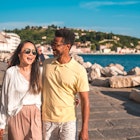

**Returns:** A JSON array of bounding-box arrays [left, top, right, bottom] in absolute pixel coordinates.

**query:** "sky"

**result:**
[[0, 0, 140, 38]]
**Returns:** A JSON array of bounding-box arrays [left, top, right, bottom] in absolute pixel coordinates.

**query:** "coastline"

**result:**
[[47, 52, 140, 55], [78, 53, 140, 55]]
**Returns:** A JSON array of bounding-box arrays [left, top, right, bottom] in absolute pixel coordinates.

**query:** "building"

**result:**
[[0, 31, 21, 52]]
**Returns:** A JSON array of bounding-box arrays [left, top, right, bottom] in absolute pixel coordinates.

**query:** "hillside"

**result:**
[[5, 25, 140, 51]]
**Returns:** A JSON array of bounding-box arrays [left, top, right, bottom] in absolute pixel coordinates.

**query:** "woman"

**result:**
[[0, 40, 42, 140]]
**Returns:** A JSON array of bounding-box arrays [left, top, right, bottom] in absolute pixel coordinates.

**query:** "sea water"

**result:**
[[79, 54, 140, 72], [48, 54, 140, 72]]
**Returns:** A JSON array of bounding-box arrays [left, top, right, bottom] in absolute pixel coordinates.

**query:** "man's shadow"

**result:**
[[100, 88, 140, 117]]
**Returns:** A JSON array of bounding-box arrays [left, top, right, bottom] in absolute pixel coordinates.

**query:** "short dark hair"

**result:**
[[55, 29, 75, 46]]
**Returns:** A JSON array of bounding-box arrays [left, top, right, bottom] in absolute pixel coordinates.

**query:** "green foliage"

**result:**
[[5, 25, 140, 51], [5, 25, 56, 44]]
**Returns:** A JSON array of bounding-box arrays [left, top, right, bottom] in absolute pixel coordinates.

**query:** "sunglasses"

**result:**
[[23, 48, 37, 55]]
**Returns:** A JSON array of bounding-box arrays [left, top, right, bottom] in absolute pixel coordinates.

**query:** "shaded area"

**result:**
[[101, 89, 140, 117]]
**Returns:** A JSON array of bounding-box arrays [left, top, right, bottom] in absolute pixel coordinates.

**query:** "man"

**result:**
[[42, 29, 90, 140], [37, 46, 45, 66]]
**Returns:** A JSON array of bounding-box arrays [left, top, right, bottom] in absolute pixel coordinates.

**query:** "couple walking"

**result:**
[[0, 29, 90, 140]]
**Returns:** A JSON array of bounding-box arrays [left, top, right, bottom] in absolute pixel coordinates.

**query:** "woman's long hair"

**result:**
[[9, 40, 42, 94]]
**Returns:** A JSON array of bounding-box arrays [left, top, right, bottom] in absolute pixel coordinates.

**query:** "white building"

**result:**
[[0, 31, 21, 52]]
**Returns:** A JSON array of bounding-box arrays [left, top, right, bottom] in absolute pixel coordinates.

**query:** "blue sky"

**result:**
[[0, 0, 140, 38]]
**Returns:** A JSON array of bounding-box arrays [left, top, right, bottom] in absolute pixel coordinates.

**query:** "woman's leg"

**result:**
[[8, 105, 42, 140]]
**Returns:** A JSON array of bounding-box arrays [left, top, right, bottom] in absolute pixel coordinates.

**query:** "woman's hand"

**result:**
[[75, 98, 80, 107], [0, 129, 5, 137]]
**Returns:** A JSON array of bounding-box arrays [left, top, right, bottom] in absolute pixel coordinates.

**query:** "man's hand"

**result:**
[[79, 129, 89, 140]]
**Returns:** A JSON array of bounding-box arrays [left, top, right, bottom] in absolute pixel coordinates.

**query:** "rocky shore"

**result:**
[[1, 52, 140, 88], [71, 54, 140, 88], [1, 53, 140, 103]]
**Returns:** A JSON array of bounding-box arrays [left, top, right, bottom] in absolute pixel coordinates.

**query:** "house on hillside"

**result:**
[[0, 31, 21, 52]]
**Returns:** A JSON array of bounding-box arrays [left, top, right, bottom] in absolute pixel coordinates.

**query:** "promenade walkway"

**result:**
[[77, 86, 140, 140], [0, 62, 140, 140]]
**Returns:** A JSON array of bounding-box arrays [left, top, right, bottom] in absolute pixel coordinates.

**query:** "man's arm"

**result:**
[[79, 91, 90, 140]]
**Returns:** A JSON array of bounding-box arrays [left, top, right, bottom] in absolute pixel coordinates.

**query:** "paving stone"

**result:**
[[109, 118, 140, 128], [127, 137, 140, 140], [90, 106, 117, 112], [78, 120, 113, 130], [77, 86, 140, 139], [98, 128, 140, 139]]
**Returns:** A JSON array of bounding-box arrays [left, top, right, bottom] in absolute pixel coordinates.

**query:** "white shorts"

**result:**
[[43, 120, 77, 140]]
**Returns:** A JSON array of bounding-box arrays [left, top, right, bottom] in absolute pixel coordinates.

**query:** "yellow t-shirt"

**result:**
[[42, 57, 89, 122]]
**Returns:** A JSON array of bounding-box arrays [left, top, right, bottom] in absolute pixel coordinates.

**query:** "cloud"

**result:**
[[0, 21, 64, 30], [80, 1, 140, 9]]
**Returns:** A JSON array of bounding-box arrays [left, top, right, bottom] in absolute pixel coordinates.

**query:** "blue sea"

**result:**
[[79, 54, 140, 72], [48, 54, 140, 72]]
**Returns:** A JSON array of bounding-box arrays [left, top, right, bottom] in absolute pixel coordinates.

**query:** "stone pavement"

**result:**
[[0, 62, 7, 86], [1, 61, 140, 140], [77, 85, 140, 140]]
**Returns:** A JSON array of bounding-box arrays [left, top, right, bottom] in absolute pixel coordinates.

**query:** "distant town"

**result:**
[[0, 26, 140, 62]]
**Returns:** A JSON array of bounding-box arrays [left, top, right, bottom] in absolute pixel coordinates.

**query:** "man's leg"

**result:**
[[59, 121, 77, 140], [43, 122, 59, 140]]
